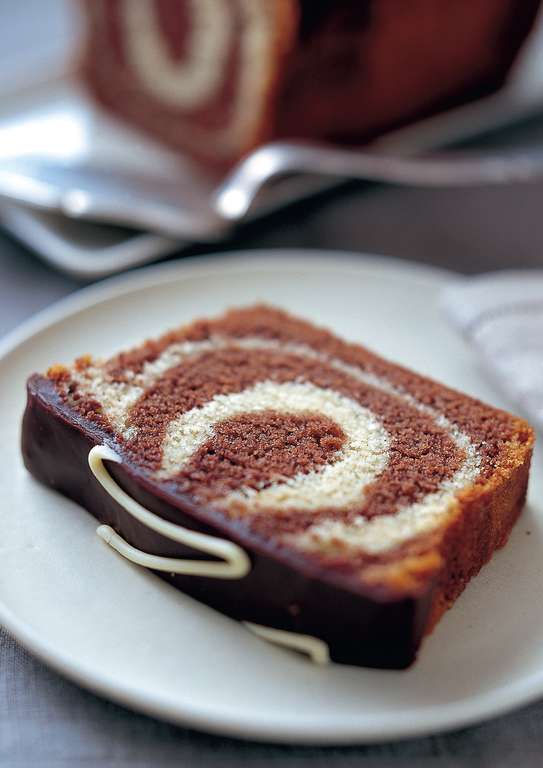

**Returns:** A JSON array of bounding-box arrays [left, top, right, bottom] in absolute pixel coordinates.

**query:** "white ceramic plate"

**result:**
[[1, 251, 542, 745]]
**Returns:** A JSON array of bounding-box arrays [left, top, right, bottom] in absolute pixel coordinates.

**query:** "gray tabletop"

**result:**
[[2, 117, 543, 767]]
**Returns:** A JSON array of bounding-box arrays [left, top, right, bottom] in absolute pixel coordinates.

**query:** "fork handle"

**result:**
[[215, 141, 543, 220]]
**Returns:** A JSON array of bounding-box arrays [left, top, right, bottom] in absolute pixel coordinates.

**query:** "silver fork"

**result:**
[[0, 141, 542, 240]]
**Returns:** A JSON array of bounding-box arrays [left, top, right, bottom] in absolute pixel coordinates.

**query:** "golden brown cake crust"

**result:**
[[426, 445, 531, 633]]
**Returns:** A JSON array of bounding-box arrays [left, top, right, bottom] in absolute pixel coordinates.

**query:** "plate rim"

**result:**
[[2, 248, 542, 745], [0, 249, 457, 359]]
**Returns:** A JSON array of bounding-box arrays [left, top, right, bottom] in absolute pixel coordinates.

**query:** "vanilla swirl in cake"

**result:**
[[49, 306, 525, 562], [105, 0, 277, 158]]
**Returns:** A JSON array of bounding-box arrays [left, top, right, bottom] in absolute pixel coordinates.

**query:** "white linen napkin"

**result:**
[[442, 271, 543, 434]]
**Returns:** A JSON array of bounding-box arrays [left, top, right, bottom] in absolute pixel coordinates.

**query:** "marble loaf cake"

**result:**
[[22, 306, 534, 668], [78, 0, 542, 168]]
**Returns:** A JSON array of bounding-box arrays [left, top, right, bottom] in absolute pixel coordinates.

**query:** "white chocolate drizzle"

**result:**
[[243, 622, 330, 665], [88, 444, 250, 579], [89, 444, 329, 664]]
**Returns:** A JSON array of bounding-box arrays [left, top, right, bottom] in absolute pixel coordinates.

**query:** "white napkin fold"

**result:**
[[442, 271, 543, 434]]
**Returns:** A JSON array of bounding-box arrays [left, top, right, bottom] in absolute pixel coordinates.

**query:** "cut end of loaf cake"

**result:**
[[41, 304, 534, 601], [78, 1, 541, 168]]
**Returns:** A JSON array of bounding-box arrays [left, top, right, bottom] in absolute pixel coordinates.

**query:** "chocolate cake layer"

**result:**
[[22, 306, 534, 668]]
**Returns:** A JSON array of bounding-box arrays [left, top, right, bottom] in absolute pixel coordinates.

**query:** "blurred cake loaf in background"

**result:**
[[78, 0, 542, 169]]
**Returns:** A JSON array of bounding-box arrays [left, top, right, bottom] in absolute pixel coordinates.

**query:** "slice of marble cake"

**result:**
[[22, 305, 534, 668]]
